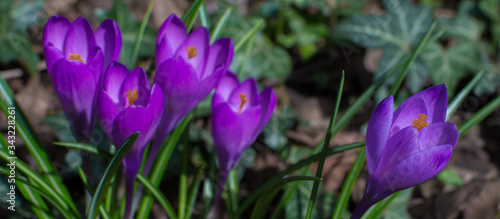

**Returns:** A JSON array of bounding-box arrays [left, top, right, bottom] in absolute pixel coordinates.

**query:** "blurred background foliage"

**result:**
[[1, 0, 499, 218]]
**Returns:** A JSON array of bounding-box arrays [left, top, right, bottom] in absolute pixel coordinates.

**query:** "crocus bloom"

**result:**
[[351, 84, 459, 218], [211, 72, 276, 199], [147, 14, 233, 171], [97, 62, 163, 218], [43, 16, 121, 141]]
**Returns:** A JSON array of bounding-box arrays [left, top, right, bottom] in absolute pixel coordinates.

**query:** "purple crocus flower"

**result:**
[[43, 16, 121, 141], [97, 62, 163, 218], [146, 14, 233, 171], [351, 84, 459, 218], [211, 72, 276, 200]]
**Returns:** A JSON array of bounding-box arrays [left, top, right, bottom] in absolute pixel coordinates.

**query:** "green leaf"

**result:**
[[263, 106, 295, 151], [283, 174, 332, 219], [421, 41, 479, 94], [137, 174, 178, 219], [336, 0, 434, 92], [439, 1, 484, 41], [437, 169, 463, 186], [87, 132, 139, 219], [42, 113, 76, 142], [377, 188, 413, 219], [251, 175, 322, 219]]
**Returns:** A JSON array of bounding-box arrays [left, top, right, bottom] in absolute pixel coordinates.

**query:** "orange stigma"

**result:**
[[126, 89, 139, 106], [187, 47, 198, 59], [412, 114, 429, 131], [68, 53, 84, 63], [238, 94, 248, 114]]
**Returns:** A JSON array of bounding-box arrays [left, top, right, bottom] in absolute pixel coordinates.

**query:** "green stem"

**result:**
[[179, 133, 190, 219]]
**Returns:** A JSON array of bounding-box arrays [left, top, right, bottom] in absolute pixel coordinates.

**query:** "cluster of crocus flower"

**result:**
[[211, 72, 276, 200], [43, 16, 121, 141], [97, 62, 164, 218], [351, 84, 459, 218]]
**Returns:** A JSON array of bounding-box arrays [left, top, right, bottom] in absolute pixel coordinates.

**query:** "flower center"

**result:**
[[412, 114, 429, 132], [126, 89, 139, 106], [187, 46, 198, 59], [68, 53, 84, 63], [238, 94, 248, 114]]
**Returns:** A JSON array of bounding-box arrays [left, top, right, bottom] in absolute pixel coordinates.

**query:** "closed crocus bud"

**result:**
[[43, 16, 121, 141], [148, 14, 233, 171], [211, 72, 276, 199], [352, 84, 459, 218], [97, 62, 163, 219]]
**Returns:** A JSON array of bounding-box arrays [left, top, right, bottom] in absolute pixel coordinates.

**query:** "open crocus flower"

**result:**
[[211, 72, 276, 200], [43, 16, 121, 141], [147, 14, 233, 171], [351, 84, 459, 218], [97, 62, 163, 219]]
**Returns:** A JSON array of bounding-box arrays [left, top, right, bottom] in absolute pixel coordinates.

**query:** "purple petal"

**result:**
[[156, 14, 187, 64], [366, 96, 394, 175], [146, 84, 165, 133], [201, 38, 234, 80], [417, 122, 459, 150], [214, 72, 240, 104], [390, 96, 427, 137], [414, 84, 448, 123], [87, 47, 104, 85], [97, 91, 120, 141], [175, 27, 210, 77], [254, 88, 276, 138], [43, 45, 64, 74], [112, 107, 153, 157], [382, 144, 453, 193], [375, 126, 419, 179], [96, 19, 122, 68], [120, 67, 150, 108], [51, 59, 97, 140], [212, 103, 245, 171], [155, 58, 200, 134], [43, 16, 70, 49], [64, 17, 96, 63], [102, 62, 129, 105], [237, 105, 262, 152], [228, 78, 259, 113]]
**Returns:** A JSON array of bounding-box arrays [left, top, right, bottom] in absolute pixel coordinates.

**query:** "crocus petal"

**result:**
[[146, 84, 165, 133], [64, 17, 96, 63], [382, 144, 453, 193], [43, 45, 65, 74], [417, 122, 459, 150], [96, 19, 122, 68], [254, 87, 276, 138], [237, 106, 262, 152], [175, 27, 209, 77], [120, 67, 150, 108], [213, 72, 240, 107], [228, 78, 259, 113], [414, 84, 447, 123], [51, 59, 96, 140], [156, 14, 187, 64], [375, 126, 419, 178], [390, 96, 427, 136], [201, 38, 234, 80], [87, 47, 104, 84], [212, 103, 245, 171], [112, 107, 153, 158], [43, 16, 70, 49], [97, 91, 120, 141], [366, 96, 394, 175], [102, 62, 129, 104], [155, 57, 200, 133]]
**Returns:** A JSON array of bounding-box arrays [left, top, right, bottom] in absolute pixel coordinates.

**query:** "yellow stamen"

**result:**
[[238, 94, 248, 114], [187, 46, 198, 59], [126, 89, 139, 106], [412, 114, 429, 132], [68, 53, 84, 63]]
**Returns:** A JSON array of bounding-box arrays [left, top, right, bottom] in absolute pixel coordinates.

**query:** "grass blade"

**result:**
[[234, 19, 265, 52], [446, 71, 484, 121], [137, 173, 178, 219], [129, 0, 155, 69], [186, 162, 206, 219], [53, 142, 113, 159], [332, 147, 366, 219], [306, 71, 345, 219], [181, 0, 203, 31], [136, 113, 192, 218], [458, 95, 500, 138], [210, 7, 232, 43], [87, 132, 139, 219], [179, 133, 190, 219], [199, 2, 210, 28]]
